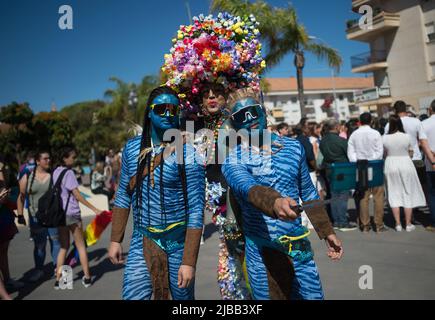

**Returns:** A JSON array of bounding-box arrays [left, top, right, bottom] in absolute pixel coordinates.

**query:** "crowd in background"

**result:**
[[1, 99, 435, 300], [270, 100, 435, 234], [0, 147, 122, 299]]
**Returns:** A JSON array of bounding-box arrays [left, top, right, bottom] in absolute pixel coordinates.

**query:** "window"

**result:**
[[431, 62, 435, 80], [425, 22, 435, 43]]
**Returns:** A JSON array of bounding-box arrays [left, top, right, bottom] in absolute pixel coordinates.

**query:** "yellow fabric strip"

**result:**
[[146, 221, 185, 234], [277, 230, 311, 254]]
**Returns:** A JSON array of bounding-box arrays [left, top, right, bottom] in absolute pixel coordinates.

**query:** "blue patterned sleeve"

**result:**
[[221, 147, 258, 202], [114, 142, 133, 209], [184, 145, 205, 229], [298, 145, 320, 202]]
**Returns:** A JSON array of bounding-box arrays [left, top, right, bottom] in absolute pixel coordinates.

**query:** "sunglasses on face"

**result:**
[[150, 103, 180, 117], [230, 104, 262, 124]]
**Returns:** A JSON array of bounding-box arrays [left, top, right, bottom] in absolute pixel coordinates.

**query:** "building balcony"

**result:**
[[352, 0, 372, 10], [346, 11, 400, 42], [271, 108, 285, 122], [354, 86, 393, 106], [351, 50, 388, 73]]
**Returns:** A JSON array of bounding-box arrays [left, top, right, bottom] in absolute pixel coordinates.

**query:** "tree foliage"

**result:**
[[211, 0, 342, 71]]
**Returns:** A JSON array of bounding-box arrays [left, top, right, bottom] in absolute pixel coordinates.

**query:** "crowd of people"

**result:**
[[270, 100, 435, 234], [0, 146, 122, 299], [1, 98, 434, 300], [1, 10, 434, 302]]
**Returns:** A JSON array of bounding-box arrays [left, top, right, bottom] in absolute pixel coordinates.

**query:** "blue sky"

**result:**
[[0, 0, 367, 112]]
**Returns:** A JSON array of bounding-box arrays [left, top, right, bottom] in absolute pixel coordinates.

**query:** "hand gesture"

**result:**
[[273, 197, 299, 221], [325, 234, 343, 261], [108, 242, 125, 265], [178, 265, 195, 288]]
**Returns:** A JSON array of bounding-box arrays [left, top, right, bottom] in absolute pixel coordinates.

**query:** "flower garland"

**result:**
[[205, 179, 250, 300], [162, 12, 266, 110]]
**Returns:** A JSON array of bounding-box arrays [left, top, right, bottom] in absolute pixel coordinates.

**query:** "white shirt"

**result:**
[[348, 125, 383, 162], [384, 116, 427, 160], [422, 114, 435, 171]]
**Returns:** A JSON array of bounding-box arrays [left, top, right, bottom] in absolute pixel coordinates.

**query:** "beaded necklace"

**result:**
[[139, 141, 170, 188], [203, 113, 225, 165]]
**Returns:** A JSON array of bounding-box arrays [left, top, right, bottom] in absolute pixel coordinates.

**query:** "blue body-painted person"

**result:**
[[108, 86, 205, 300], [221, 88, 344, 300]]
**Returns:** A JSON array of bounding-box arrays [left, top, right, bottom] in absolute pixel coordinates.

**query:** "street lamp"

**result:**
[[128, 90, 138, 108], [127, 90, 138, 122]]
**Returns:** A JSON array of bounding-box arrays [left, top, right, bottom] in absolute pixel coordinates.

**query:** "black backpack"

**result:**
[[36, 168, 72, 227]]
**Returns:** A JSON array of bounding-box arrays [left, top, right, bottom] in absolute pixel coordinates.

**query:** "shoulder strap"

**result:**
[[55, 168, 73, 213], [54, 168, 70, 189]]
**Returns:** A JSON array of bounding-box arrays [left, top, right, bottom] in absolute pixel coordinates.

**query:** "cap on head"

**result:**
[[227, 88, 260, 113], [151, 93, 179, 106]]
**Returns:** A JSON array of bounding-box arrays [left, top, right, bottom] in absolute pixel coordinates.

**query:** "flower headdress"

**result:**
[[161, 12, 266, 110]]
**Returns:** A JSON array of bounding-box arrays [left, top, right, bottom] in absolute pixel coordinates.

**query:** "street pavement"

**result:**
[[6, 195, 435, 300]]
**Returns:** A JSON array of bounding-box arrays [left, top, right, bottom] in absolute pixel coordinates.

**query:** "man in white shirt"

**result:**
[[384, 101, 435, 202], [422, 100, 435, 232], [348, 113, 385, 233]]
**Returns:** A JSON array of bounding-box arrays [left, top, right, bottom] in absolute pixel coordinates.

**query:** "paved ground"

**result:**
[[6, 197, 435, 300]]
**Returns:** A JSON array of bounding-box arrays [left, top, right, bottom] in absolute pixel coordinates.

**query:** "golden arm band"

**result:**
[[181, 228, 203, 267], [110, 207, 130, 243]]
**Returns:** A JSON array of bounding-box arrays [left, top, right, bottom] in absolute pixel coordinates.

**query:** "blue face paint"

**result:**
[[149, 93, 180, 131], [151, 94, 180, 106], [230, 97, 267, 132]]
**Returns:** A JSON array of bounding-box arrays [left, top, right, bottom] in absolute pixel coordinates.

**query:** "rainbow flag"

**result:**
[[85, 210, 112, 246], [66, 210, 112, 266]]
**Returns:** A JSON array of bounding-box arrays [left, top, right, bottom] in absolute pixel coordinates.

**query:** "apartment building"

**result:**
[[347, 0, 435, 115], [263, 77, 373, 125]]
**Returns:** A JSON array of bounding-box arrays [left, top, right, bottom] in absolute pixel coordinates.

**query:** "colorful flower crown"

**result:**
[[161, 12, 266, 109]]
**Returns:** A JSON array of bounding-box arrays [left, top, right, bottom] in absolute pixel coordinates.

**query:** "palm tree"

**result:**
[[211, 0, 342, 116], [102, 75, 159, 123], [102, 76, 133, 119]]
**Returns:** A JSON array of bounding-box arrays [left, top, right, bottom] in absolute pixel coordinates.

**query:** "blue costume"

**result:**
[[111, 88, 205, 300], [222, 137, 324, 300], [221, 87, 336, 300]]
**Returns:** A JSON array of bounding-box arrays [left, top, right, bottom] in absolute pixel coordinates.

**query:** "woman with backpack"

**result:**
[[54, 147, 103, 289], [17, 150, 60, 282]]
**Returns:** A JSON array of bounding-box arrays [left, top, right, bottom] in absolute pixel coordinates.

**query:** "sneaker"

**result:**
[[406, 224, 416, 232], [54, 280, 60, 290], [82, 276, 92, 288], [362, 226, 371, 233], [338, 223, 358, 232], [376, 226, 388, 233], [426, 225, 435, 232], [395, 225, 403, 232], [200, 237, 205, 245], [28, 269, 44, 282], [5, 278, 25, 290]]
